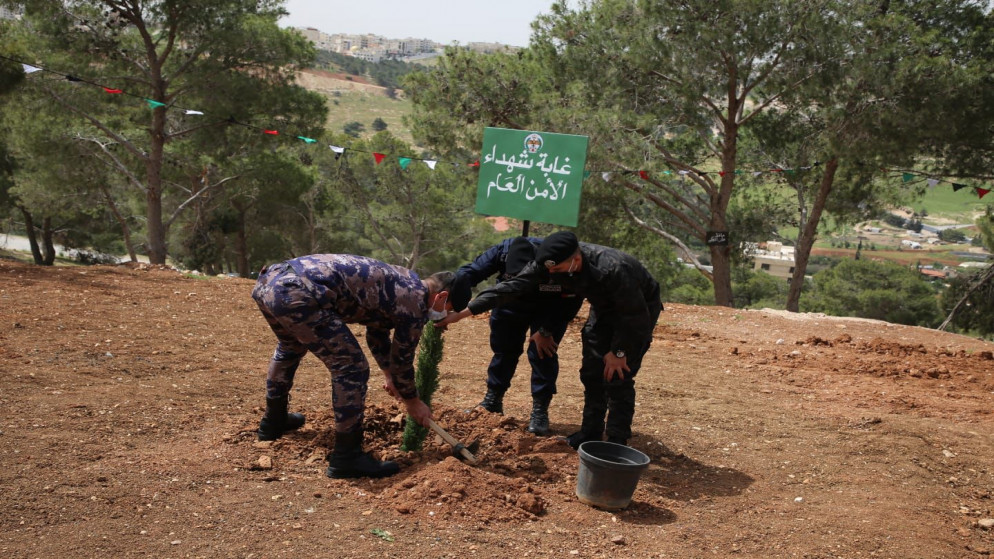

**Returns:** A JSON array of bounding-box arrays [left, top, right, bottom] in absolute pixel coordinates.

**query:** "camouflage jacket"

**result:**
[[288, 254, 428, 400]]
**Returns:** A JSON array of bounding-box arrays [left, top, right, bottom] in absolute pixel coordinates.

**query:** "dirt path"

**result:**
[[1, 260, 992, 558]]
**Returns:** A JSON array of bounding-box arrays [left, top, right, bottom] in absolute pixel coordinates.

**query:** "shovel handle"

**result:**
[[427, 419, 478, 464]]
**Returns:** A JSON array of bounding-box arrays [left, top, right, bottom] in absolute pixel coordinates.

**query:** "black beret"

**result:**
[[449, 271, 473, 312], [535, 231, 579, 267], [505, 237, 536, 276]]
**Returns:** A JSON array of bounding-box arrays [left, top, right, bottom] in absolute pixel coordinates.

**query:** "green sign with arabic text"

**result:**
[[476, 127, 589, 227]]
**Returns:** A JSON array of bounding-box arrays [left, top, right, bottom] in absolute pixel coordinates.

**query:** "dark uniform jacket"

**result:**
[[467, 243, 661, 357], [456, 237, 581, 330]]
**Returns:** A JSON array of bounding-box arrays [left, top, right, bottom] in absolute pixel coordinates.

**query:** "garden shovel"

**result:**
[[426, 418, 479, 465]]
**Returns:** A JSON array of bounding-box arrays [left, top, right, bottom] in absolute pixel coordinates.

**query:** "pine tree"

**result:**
[[400, 322, 443, 451]]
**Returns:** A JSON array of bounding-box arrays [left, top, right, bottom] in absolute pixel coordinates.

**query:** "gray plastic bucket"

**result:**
[[576, 441, 651, 510]]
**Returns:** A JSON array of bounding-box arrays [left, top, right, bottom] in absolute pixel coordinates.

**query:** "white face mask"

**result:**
[[427, 294, 448, 322]]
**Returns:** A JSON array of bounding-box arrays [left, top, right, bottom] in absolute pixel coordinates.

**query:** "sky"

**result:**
[[278, 0, 563, 47]]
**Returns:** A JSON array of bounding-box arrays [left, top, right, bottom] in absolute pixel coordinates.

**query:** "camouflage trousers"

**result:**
[[251, 262, 369, 434]]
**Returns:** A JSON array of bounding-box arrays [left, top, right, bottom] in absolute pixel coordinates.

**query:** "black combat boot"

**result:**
[[257, 395, 306, 441], [476, 386, 506, 414], [526, 395, 553, 436], [326, 430, 400, 479]]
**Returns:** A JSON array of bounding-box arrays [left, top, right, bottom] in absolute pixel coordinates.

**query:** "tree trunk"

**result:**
[[145, 106, 167, 265], [40, 217, 56, 266], [99, 185, 138, 262], [710, 122, 738, 307], [786, 158, 839, 312], [235, 209, 249, 278], [19, 206, 44, 265]]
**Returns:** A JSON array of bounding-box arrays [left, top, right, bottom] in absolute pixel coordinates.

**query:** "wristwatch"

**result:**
[[613, 349, 626, 358]]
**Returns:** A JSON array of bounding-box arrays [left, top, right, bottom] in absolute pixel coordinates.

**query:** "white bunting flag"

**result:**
[[927, 178, 939, 188], [22, 64, 42, 74], [424, 160, 437, 170], [329, 145, 345, 154], [184, 110, 204, 116]]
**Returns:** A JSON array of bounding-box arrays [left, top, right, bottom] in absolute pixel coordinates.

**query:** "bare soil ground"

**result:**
[[1, 260, 993, 558]]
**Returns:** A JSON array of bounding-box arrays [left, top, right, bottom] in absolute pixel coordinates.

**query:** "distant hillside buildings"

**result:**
[[293, 27, 515, 63]]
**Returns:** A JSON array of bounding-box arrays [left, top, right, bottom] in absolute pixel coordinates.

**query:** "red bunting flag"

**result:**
[[977, 188, 990, 199], [263, 130, 278, 135], [373, 153, 386, 164], [719, 171, 726, 177], [103, 87, 123, 94], [639, 170, 649, 180], [469, 160, 480, 167]]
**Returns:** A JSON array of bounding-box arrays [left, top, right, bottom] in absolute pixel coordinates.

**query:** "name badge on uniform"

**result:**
[[539, 284, 563, 292]]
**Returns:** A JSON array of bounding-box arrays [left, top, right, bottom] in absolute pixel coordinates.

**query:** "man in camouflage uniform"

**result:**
[[439, 232, 661, 450], [449, 236, 582, 435], [251, 254, 455, 479]]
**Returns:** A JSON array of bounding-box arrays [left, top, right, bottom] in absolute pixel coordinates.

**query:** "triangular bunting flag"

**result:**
[[469, 160, 480, 167], [66, 75, 82, 82], [952, 183, 968, 192], [678, 170, 689, 175], [753, 171, 762, 177], [424, 160, 437, 170], [145, 99, 167, 109], [977, 188, 990, 199], [902, 172, 915, 183], [639, 170, 649, 180], [662, 171, 672, 175], [263, 129, 279, 135], [373, 153, 386, 164], [398, 157, 412, 169], [102, 87, 123, 94], [718, 171, 726, 177], [602, 172, 612, 181], [185, 110, 204, 115], [329, 145, 345, 160], [583, 170, 591, 180], [297, 136, 317, 144], [927, 178, 939, 188], [22, 64, 42, 74]]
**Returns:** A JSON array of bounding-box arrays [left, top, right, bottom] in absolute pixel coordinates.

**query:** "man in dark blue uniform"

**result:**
[[252, 254, 455, 478], [449, 237, 582, 435], [440, 232, 661, 449]]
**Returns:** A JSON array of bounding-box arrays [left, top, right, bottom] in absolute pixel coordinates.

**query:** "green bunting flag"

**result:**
[[398, 157, 412, 169], [902, 172, 915, 183], [297, 136, 317, 144], [145, 99, 167, 110]]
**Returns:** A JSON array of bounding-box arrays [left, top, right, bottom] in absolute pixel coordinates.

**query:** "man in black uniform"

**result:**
[[439, 231, 661, 448], [449, 236, 582, 435]]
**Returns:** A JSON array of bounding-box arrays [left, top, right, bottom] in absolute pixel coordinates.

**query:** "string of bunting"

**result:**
[[4, 54, 993, 200]]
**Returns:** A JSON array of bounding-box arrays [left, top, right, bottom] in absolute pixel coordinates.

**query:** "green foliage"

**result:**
[[400, 322, 443, 451], [940, 266, 994, 338], [667, 267, 714, 306], [733, 268, 789, 310], [314, 50, 419, 90], [343, 121, 365, 137], [4, 0, 327, 264], [938, 228, 968, 243], [313, 131, 478, 273], [802, 259, 941, 327]]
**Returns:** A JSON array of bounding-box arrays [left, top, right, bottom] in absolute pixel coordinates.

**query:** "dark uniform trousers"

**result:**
[[578, 302, 663, 442], [487, 305, 572, 399]]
